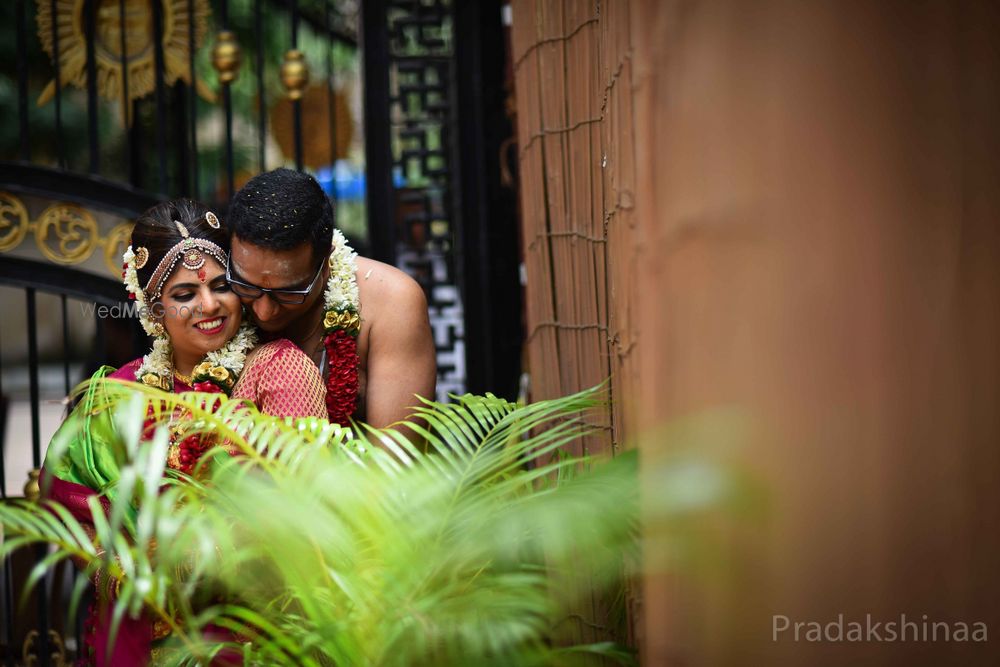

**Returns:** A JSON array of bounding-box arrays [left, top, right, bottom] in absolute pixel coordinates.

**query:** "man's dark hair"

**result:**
[[228, 168, 334, 262]]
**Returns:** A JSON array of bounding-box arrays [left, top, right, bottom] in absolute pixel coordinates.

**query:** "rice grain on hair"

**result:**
[[228, 168, 335, 263]]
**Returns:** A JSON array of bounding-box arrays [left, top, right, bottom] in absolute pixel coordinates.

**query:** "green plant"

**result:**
[[2, 381, 640, 665]]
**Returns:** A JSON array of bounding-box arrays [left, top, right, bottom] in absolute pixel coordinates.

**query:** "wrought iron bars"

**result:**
[[367, 0, 466, 400]]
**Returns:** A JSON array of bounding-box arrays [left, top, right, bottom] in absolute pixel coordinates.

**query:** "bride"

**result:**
[[42, 199, 341, 665]]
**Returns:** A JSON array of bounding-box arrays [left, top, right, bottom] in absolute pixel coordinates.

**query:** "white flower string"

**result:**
[[191, 322, 258, 394], [136, 337, 173, 390], [202, 323, 257, 377], [122, 245, 159, 337], [323, 229, 360, 312]]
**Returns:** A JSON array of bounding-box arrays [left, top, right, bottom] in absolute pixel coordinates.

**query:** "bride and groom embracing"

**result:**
[[41, 167, 436, 665]]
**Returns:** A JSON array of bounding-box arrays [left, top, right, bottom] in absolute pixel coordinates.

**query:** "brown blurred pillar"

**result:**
[[632, 0, 1000, 665]]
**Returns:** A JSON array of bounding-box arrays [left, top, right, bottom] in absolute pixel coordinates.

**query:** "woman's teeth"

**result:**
[[196, 318, 224, 330]]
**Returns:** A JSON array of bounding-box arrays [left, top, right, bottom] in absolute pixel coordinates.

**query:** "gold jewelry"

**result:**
[[173, 370, 193, 386], [133, 246, 149, 269], [145, 236, 227, 299]]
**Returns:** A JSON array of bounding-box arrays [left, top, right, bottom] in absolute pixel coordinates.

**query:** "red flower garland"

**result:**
[[141, 400, 219, 475], [175, 433, 212, 475], [324, 328, 359, 425], [193, 380, 224, 394]]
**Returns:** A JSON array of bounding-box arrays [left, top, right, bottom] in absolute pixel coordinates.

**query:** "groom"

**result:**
[[226, 168, 436, 428]]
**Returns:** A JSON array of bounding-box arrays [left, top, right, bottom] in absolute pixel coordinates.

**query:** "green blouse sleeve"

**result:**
[[43, 366, 129, 502]]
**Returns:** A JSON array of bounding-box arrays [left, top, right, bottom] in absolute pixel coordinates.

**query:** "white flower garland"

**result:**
[[123, 245, 158, 337], [320, 230, 361, 424], [123, 245, 258, 393], [202, 323, 257, 375], [323, 229, 360, 312], [136, 336, 173, 389]]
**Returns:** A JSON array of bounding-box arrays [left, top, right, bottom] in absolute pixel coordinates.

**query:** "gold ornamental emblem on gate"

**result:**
[[35, 0, 216, 124]]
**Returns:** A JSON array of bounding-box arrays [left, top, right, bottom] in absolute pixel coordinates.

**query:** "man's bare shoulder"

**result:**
[[353, 258, 436, 428], [355, 256, 428, 315]]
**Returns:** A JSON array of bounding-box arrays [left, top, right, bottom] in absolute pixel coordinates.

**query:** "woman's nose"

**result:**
[[200, 287, 220, 315]]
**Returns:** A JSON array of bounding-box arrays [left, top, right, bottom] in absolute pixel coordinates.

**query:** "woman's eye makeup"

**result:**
[[167, 277, 230, 301]]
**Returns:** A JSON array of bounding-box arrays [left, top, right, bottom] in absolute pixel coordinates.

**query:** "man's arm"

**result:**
[[364, 266, 437, 431]]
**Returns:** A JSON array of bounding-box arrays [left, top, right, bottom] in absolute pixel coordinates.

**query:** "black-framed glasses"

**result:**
[[226, 257, 324, 305]]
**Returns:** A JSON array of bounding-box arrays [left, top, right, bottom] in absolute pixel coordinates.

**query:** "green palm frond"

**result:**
[[0, 381, 744, 666]]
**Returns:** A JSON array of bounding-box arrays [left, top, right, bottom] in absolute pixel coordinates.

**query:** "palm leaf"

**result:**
[[0, 380, 745, 665]]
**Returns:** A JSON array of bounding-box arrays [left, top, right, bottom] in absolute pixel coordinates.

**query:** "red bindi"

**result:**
[[198, 268, 207, 283]]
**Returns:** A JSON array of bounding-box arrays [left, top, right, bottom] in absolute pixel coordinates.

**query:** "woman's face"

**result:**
[[156, 257, 242, 365]]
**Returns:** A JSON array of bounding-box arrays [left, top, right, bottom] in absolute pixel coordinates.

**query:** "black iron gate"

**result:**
[[0, 0, 520, 663], [362, 0, 521, 400], [2, 2, 360, 662]]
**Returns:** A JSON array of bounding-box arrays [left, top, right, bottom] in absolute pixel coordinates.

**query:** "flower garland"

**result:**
[[321, 229, 361, 425], [122, 245, 160, 337], [190, 323, 258, 394]]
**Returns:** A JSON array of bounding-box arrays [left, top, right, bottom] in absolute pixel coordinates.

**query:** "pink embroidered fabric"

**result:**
[[231, 339, 327, 419], [112, 339, 326, 420]]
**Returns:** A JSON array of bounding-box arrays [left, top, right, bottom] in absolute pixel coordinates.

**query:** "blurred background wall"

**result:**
[[512, 0, 1000, 664]]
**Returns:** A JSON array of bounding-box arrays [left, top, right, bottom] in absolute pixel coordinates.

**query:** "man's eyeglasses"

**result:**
[[226, 258, 324, 305]]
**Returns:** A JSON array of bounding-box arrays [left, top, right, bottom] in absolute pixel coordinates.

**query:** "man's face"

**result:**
[[228, 237, 327, 333]]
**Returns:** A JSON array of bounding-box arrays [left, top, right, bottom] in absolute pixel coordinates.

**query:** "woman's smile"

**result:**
[[194, 316, 227, 335], [158, 259, 243, 373]]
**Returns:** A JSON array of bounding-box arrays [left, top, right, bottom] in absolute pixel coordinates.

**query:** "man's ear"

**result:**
[[320, 245, 334, 276]]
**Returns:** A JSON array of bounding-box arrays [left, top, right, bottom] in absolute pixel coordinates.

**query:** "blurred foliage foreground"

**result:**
[[0, 380, 743, 665]]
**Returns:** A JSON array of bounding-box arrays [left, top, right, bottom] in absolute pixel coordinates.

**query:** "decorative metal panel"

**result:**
[[386, 0, 465, 400]]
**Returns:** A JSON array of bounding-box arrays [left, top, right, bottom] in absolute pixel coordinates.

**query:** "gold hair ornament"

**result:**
[[145, 236, 228, 300], [133, 246, 149, 269]]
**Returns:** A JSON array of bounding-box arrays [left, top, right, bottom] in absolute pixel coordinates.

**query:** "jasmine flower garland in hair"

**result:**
[[124, 244, 174, 389], [123, 245, 159, 337]]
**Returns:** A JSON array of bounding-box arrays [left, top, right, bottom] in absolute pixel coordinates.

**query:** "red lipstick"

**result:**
[[194, 316, 226, 335]]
